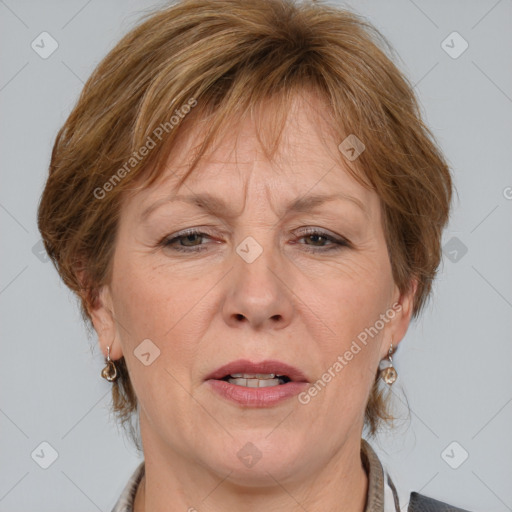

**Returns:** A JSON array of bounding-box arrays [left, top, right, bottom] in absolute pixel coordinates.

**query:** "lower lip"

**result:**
[[207, 379, 309, 407]]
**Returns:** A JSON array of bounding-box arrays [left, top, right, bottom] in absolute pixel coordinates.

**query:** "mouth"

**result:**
[[219, 373, 292, 387], [205, 359, 309, 407], [205, 359, 308, 385]]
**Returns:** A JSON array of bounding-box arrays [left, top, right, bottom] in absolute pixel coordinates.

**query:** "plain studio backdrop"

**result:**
[[0, 0, 511, 511]]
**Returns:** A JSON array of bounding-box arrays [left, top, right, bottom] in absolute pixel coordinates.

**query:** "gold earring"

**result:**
[[380, 342, 397, 385], [101, 344, 119, 382]]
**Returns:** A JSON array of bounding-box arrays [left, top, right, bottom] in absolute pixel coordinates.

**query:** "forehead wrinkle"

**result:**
[[138, 113, 372, 222], [139, 186, 369, 224]]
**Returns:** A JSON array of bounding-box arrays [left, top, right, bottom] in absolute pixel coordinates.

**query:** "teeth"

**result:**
[[230, 373, 276, 379], [227, 377, 283, 387]]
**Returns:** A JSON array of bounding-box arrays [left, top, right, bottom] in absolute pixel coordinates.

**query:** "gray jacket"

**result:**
[[362, 439, 473, 512], [408, 491, 472, 511]]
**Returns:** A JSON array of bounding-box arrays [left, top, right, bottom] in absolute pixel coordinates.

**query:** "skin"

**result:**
[[90, 90, 417, 512]]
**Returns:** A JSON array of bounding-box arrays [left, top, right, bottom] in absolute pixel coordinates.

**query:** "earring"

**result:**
[[380, 342, 397, 385], [101, 344, 119, 382]]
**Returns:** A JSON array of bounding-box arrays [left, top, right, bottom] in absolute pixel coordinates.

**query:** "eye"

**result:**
[[293, 228, 350, 252], [160, 229, 214, 253]]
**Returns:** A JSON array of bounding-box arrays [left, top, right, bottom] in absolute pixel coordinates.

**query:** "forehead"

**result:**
[[125, 91, 378, 219]]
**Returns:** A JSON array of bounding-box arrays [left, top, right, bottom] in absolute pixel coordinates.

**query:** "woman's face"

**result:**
[[92, 91, 416, 485]]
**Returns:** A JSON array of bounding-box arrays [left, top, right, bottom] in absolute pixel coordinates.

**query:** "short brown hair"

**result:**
[[37, 0, 453, 443]]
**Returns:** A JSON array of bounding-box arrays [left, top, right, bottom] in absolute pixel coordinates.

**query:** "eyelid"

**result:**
[[159, 227, 213, 244], [161, 226, 346, 241]]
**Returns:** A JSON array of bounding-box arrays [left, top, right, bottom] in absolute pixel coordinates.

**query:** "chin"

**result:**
[[216, 456, 299, 488], [202, 435, 307, 486]]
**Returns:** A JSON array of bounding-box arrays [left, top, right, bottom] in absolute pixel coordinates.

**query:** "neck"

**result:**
[[133, 437, 368, 512]]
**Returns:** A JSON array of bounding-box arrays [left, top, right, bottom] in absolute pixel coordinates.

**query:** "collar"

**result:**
[[361, 438, 401, 512]]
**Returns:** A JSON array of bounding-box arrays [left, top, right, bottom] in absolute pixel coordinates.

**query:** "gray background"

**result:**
[[1, 0, 511, 510]]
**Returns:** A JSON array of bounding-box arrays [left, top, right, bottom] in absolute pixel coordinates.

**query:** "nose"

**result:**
[[221, 238, 294, 331]]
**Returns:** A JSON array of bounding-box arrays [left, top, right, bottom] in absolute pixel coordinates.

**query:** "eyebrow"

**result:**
[[140, 191, 368, 221]]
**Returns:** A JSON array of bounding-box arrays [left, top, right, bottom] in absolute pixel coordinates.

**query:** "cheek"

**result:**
[[299, 249, 392, 391], [112, 268, 169, 339], [304, 250, 391, 334], [109, 257, 205, 417], [110, 251, 211, 366]]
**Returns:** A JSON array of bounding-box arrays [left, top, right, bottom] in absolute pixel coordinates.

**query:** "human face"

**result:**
[[92, 91, 415, 489]]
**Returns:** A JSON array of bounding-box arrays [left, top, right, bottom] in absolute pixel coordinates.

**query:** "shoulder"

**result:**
[[408, 491, 475, 512]]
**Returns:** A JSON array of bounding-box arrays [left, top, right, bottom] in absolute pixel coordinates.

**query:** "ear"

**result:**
[[380, 277, 418, 360], [89, 284, 124, 361], [75, 266, 123, 361]]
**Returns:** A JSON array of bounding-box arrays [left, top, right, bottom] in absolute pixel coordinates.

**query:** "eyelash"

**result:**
[[159, 227, 350, 253]]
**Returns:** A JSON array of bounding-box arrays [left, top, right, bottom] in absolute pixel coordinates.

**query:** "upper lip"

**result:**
[[205, 359, 309, 382]]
